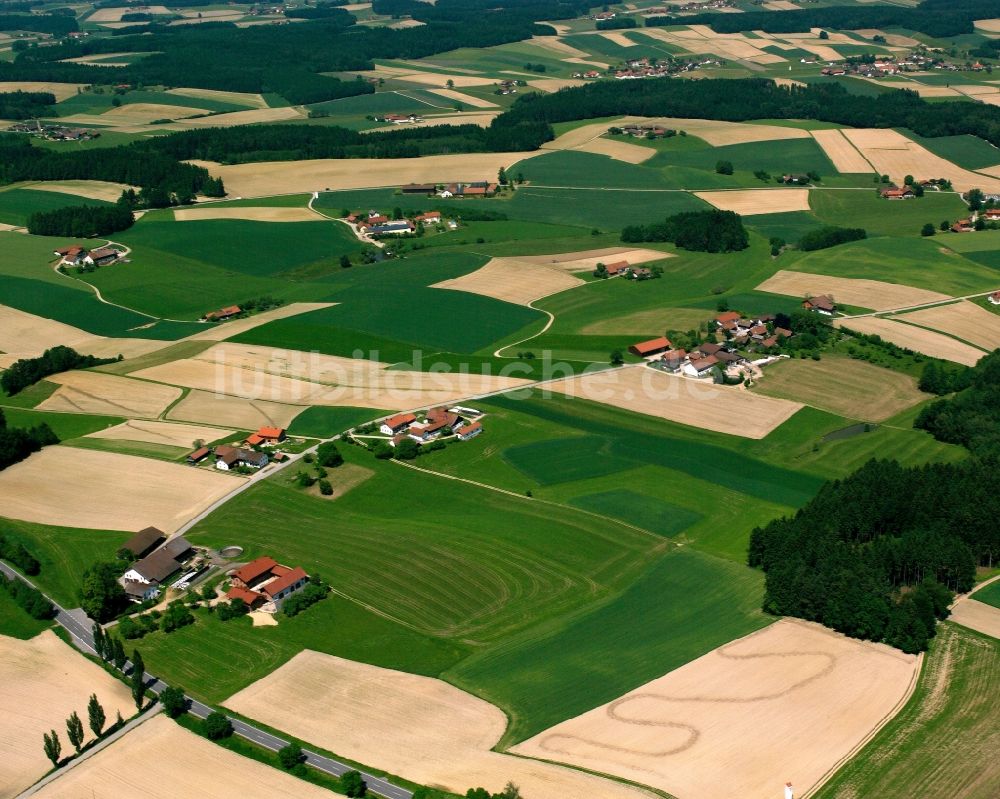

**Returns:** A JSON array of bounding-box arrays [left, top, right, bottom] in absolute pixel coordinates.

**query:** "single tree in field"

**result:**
[[130, 649, 145, 711], [159, 686, 188, 719], [278, 742, 303, 770], [340, 254, 351, 269], [921, 223, 936, 237], [88, 694, 105, 738], [43, 730, 61, 767], [610, 349, 624, 366], [446, 79, 455, 89], [940, 219, 950, 231], [498, 782, 523, 799], [498, 166, 508, 185], [66, 711, 84, 753]]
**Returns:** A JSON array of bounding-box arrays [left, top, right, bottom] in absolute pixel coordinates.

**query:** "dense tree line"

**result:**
[[916, 350, 1000, 457], [1, 137, 211, 197], [494, 78, 1000, 151], [918, 360, 972, 396], [648, 0, 993, 39], [0, 90, 53, 119], [1, 574, 54, 619], [140, 120, 551, 164], [596, 17, 637, 30], [5, 10, 551, 105], [622, 209, 748, 252], [0, 408, 58, 473], [0, 12, 77, 34], [27, 203, 134, 237], [1, 346, 121, 396], [797, 226, 867, 252], [0, 529, 40, 575], [749, 457, 998, 652]]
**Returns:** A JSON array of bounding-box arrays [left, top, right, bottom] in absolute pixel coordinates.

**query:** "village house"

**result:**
[[186, 446, 211, 465], [226, 555, 310, 612], [55, 245, 88, 266], [370, 220, 416, 236], [121, 526, 167, 560], [121, 536, 194, 600], [204, 305, 242, 322], [951, 218, 975, 233], [982, 208, 1000, 222], [215, 445, 269, 471], [629, 336, 672, 358], [989, 291, 1000, 305], [88, 247, 120, 266], [456, 421, 483, 441], [682, 354, 719, 378], [881, 186, 915, 200], [781, 174, 811, 185], [244, 426, 286, 447], [803, 295, 836, 315], [414, 211, 442, 225], [382, 113, 422, 124], [380, 412, 417, 435], [603, 260, 631, 277], [657, 348, 687, 372]]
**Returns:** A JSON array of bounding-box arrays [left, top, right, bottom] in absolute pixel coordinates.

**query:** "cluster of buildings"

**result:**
[[379, 405, 484, 446], [377, 113, 425, 124], [54, 245, 121, 268], [345, 208, 447, 237], [612, 57, 716, 80], [630, 312, 799, 378], [609, 124, 675, 139], [879, 178, 949, 199], [495, 79, 520, 96], [187, 427, 287, 472], [398, 181, 499, 198], [597, 259, 655, 280], [201, 304, 242, 322], [225, 556, 310, 613], [9, 122, 101, 142], [119, 527, 195, 603], [950, 208, 1000, 233], [820, 50, 984, 78]]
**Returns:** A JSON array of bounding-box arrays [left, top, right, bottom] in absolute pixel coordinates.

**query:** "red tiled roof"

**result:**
[[459, 421, 482, 436], [630, 336, 672, 356], [257, 426, 284, 439], [691, 355, 718, 371], [187, 446, 210, 461], [226, 586, 263, 605], [232, 556, 277, 585], [383, 412, 416, 429], [261, 566, 308, 598], [716, 311, 740, 324], [245, 433, 265, 446]]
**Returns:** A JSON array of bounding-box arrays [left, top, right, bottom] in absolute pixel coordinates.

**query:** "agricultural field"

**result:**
[[813, 624, 1000, 799]]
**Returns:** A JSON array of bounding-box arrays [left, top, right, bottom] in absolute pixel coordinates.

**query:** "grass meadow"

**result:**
[[0, 187, 111, 226], [0, 589, 52, 639], [813, 624, 1000, 799], [973, 580, 1000, 609]]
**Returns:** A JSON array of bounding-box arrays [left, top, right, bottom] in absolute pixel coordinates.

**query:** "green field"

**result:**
[[809, 189, 968, 237], [287, 406, 386, 438], [0, 407, 123, 440], [0, 590, 52, 639], [1, 519, 129, 607], [973, 579, 1000, 609], [569, 489, 702, 538], [814, 624, 1000, 799], [448, 548, 770, 746], [902, 130, 1000, 170], [0, 187, 110, 227]]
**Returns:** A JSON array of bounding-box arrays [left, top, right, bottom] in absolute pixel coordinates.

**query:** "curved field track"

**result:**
[[513, 619, 918, 799], [224, 651, 654, 799]]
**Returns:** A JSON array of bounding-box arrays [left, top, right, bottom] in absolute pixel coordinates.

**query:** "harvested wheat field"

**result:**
[[0, 631, 133, 799], [37, 370, 181, 418], [87, 4, 170, 21], [426, 88, 498, 108], [894, 301, 1000, 351], [0, 446, 236, 531], [577, 136, 656, 163], [600, 31, 638, 47], [225, 651, 652, 799], [857, 79, 961, 98], [394, 71, 494, 88], [764, 0, 798, 9], [546, 366, 802, 438], [86, 419, 233, 448], [173, 206, 323, 222], [753, 355, 926, 421], [167, 87, 267, 107], [32, 715, 334, 799], [167, 389, 305, 429], [513, 619, 918, 799], [98, 102, 209, 124], [974, 18, 1000, 32], [366, 112, 499, 132], [199, 152, 541, 196], [835, 317, 985, 367], [515, 246, 671, 272], [432, 258, 584, 305], [135, 342, 532, 409], [61, 51, 145, 66], [0, 81, 87, 101], [756, 270, 951, 311], [24, 180, 136, 202], [528, 77, 587, 92], [185, 302, 335, 341], [648, 117, 809, 147], [950, 597, 1000, 640], [841, 128, 1000, 193], [173, 106, 305, 127], [694, 188, 810, 215], [810, 129, 874, 173], [528, 35, 591, 59]]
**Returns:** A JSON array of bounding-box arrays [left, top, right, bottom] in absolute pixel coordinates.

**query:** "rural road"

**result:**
[[0, 560, 413, 799], [837, 289, 1000, 320]]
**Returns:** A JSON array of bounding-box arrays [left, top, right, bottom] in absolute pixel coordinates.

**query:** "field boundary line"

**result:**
[[801, 649, 924, 799], [388, 458, 671, 545]]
